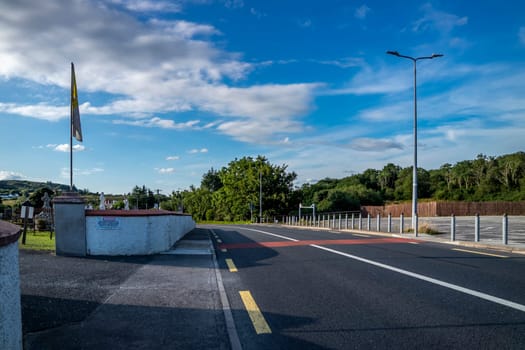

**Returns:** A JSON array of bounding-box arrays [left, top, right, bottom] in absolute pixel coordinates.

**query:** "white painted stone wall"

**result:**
[[0, 242, 22, 350], [85, 214, 195, 255]]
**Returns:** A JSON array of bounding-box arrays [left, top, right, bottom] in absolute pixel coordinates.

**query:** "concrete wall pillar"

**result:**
[[0, 220, 23, 350], [53, 192, 86, 256]]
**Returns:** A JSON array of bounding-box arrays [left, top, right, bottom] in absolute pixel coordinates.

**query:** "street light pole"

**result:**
[[259, 170, 263, 223], [386, 51, 443, 234]]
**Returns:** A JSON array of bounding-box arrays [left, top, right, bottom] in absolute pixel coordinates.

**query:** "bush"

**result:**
[[407, 224, 442, 235], [36, 218, 48, 231]]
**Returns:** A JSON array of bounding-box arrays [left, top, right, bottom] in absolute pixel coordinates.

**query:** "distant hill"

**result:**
[[0, 180, 71, 196]]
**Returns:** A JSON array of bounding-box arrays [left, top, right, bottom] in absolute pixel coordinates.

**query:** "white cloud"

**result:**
[[250, 8, 266, 19], [349, 138, 404, 152], [156, 167, 175, 174], [326, 60, 503, 97], [111, 0, 181, 13], [326, 66, 411, 95], [52, 144, 86, 152], [188, 148, 208, 154], [216, 118, 303, 143], [113, 117, 200, 129], [79, 168, 104, 175], [60, 167, 104, 178], [519, 27, 525, 45], [355, 5, 371, 19], [0, 0, 317, 143], [224, 0, 244, 9], [150, 19, 220, 38], [0, 170, 25, 180], [166, 155, 180, 161], [193, 83, 318, 120], [412, 3, 468, 34], [297, 19, 312, 28], [316, 57, 365, 69], [0, 103, 68, 121]]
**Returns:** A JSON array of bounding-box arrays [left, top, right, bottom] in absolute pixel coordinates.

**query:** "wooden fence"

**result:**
[[361, 201, 525, 217]]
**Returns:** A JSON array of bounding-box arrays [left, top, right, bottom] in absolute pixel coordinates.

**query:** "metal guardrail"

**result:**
[[282, 213, 525, 246]]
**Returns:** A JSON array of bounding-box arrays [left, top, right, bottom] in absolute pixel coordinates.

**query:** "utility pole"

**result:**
[[259, 170, 263, 223]]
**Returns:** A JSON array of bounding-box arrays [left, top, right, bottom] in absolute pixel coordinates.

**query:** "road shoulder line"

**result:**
[[243, 226, 525, 313], [210, 229, 243, 350], [310, 244, 525, 313]]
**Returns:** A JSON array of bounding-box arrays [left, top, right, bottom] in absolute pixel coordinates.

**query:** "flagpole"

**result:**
[[70, 62, 74, 191], [70, 62, 83, 192]]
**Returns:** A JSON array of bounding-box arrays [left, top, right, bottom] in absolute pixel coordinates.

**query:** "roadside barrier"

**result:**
[[282, 213, 521, 246]]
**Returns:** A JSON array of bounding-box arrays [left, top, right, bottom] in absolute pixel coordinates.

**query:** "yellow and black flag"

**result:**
[[71, 62, 83, 142], [69, 62, 83, 191]]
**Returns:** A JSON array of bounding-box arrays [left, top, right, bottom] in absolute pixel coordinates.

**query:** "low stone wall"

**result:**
[[0, 220, 22, 350], [85, 210, 195, 255]]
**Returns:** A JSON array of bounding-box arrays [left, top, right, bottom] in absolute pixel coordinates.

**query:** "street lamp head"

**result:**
[[431, 53, 444, 58], [386, 50, 400, 56]]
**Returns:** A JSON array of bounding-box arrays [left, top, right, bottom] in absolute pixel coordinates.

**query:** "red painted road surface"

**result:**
[[219, 237, 419, 250]]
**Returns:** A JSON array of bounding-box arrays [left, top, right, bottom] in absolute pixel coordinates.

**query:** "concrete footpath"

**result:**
[[19, 228, 230, 350]]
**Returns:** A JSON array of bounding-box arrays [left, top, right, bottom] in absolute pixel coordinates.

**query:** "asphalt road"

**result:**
[[208, 224, 525, 349]]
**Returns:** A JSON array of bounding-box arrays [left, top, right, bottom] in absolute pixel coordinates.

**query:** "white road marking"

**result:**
[[311, 244, 525, 313], [210, 229, 243, 350], [239, 227, 299, 242], [452, 248, 507, 258], [237, 226, 525, 314], [352, 233, 370, 238]]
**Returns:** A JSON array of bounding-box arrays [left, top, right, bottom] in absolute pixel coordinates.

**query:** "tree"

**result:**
[[201, 168, 223, 192], [359, 169, 380, 191], [183, 156, 297, 221], [394, 167, 412, 200], [497, 153, 524, 190], [182, 188, 212, 220], [378, 163, 401, 199], [130, 185, 156, 209], [29, 188, 54, 208]]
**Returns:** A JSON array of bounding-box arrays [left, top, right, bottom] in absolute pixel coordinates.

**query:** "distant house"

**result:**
[[0, 194, 19, 200]]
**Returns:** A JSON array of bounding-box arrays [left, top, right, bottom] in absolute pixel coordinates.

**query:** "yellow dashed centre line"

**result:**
[[452, 248, 507, 258], [225, 258, 238, 272], [239, 290, 272, 334]]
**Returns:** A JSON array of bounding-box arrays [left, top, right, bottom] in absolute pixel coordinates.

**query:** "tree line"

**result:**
[[177, 152, 525, 221], [2, 152, 523, 221], [174, 156, 297, 221]]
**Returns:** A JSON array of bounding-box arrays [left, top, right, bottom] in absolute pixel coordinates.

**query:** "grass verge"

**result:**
[[18, 230, 55, 252]]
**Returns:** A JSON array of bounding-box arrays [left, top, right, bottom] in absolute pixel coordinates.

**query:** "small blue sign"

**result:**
[[97, 217, 121, 230]]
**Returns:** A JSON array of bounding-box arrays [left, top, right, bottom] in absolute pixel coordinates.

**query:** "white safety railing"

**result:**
[[281, 213, 522, 246]]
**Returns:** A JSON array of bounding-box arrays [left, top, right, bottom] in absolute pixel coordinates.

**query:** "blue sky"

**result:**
[[1, 0, 524, 195]]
